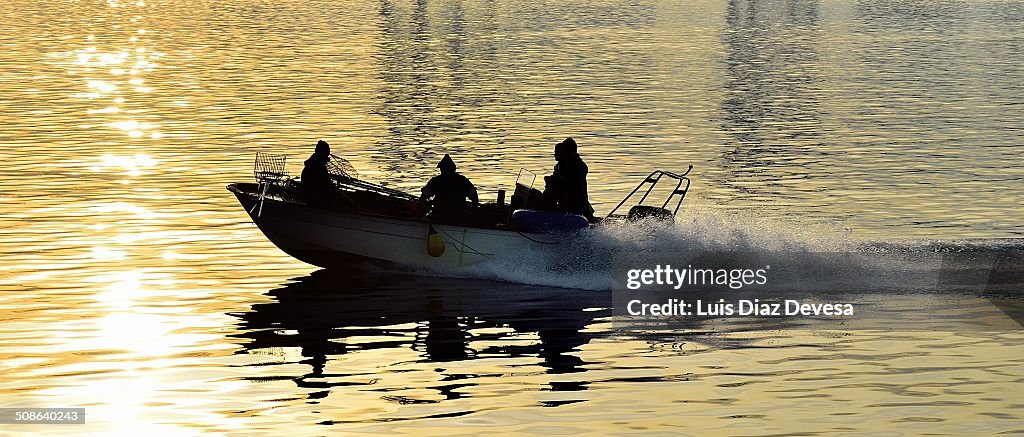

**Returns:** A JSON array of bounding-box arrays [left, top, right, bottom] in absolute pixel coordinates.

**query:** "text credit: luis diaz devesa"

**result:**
[[622, 264, 854, 317]]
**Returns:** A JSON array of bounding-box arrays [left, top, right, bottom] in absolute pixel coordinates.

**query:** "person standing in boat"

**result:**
[[543, 137, 596, 222], [420, 154, 479, 224], [301, 139, 336, 207]]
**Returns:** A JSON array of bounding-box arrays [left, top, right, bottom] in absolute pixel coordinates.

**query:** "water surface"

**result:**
[[1, 0, 1022, 434]]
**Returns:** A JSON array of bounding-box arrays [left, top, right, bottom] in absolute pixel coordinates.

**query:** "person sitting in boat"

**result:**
[[543, 137, 596, 222], [420, 154, 479, 224], [301, 139, 336, 207]]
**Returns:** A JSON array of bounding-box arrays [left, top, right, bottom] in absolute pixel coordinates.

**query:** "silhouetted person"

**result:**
[[420, 154, 479, 224], [301, 140, 335, 207], [543, 137, 595, 221]]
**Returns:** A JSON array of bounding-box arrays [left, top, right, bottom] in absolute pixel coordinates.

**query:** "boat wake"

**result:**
[[402, 210, 1023, 295]]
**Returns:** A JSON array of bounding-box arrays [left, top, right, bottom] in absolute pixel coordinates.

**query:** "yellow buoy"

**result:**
[[427, 224, 445, 257]]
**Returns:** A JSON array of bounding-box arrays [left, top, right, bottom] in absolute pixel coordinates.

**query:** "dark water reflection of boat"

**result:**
[[228, 248, 1023, 413], [232, 267, 613, 396]]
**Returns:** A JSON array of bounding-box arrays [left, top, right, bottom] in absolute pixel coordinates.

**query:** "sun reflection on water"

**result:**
[[59, 2, 165, 141], [92, 153, 158, 176], [90, 246, 128, 261], [17, 270, 259, 435]]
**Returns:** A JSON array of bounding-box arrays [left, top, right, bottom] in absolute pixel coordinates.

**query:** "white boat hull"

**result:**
[[230, 184, 565, 270]]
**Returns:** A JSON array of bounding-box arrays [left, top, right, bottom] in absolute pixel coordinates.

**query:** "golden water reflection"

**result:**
[[0, 0, 1022, 434]]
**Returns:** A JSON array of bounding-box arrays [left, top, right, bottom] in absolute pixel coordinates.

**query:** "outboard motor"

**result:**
[[627, 205, 674, 224], [604, 166, 693, 224]]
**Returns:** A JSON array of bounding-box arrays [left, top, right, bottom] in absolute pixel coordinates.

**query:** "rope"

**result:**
[[437, 226, 492, 258], [516, 231, 561, 245]]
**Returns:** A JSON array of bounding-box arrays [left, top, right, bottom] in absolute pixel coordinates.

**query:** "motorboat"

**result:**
[[227, 152, 692, 271]]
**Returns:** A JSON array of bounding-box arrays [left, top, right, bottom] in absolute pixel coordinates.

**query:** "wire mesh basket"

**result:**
[[254, 152, 288, 183]]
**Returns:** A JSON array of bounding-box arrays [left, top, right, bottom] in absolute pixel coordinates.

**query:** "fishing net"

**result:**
[[327, 154, 359, 180]]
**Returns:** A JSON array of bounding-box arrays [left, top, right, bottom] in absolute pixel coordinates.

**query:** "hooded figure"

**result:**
[[420, 154, 479, 224], [301, 140, 335, 206], [544, 137, 595, 221]]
